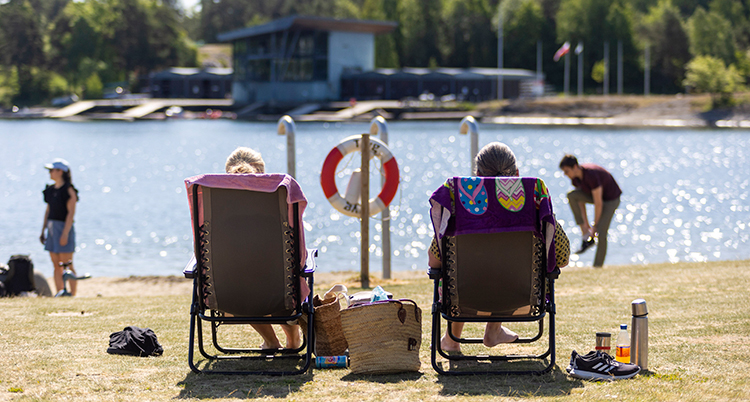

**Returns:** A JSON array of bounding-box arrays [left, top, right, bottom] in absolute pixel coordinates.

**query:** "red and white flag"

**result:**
[[553, 42, 571, 62]]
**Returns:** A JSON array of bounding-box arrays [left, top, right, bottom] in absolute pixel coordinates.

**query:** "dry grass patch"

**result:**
[[1, 260, 749, 401]]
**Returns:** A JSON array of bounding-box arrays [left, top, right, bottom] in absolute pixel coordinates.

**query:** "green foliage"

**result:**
[[683, 55, 744, 107], [557, 0, 640, 93], [84, 73, 103, 99], [638, 0, 691, 93], [8, 0, 750, 104], [591, 60, 605, 83], [0, 0, 196, 105], [398, 0, 442, 67], [441, 0, 495, 68], [687, 7, 736, 64], [361, 0, 399, 68], [0, 66, 19, 108], [501, 0, 544, 70]]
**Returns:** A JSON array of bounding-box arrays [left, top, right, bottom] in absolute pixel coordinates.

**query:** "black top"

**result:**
[[43, 183, 77, 221]]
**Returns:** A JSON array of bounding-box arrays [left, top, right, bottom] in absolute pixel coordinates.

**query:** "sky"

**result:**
[[180, 0, 201, 13]]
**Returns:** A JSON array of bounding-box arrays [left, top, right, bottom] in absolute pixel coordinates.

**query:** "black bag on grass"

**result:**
[[1, 255, 35, 296], [107, 326, 163, 357]]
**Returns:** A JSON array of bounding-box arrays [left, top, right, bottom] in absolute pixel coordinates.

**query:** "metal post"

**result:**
[[537, 40, 543, 79], [369, 116, 391, 280], [564, 52, 570, 97], [498, 11, 503, 100], [617, 40, 623, 95], [360, 133, 370, 289], [644, 45, 651, 96], [277, 115, 296, 178], [577, 43, 583, 97], [459, 116, 479, 175], [603, 41, 609, 96]]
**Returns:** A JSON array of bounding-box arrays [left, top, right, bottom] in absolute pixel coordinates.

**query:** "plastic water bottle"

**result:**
[[615, 324, 630, 363], [370, 285, 389, 302]]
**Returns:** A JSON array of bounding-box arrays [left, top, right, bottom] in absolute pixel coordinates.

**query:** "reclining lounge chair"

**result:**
[[184, 173, 315, 375], [428, 176, 559, 375]]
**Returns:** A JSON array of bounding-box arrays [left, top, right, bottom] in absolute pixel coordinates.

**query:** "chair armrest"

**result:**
[[183, 255, 197, 279], [428, 267, 441, 280], [302, 248, 318, 277], [547, 266, 560, 280]]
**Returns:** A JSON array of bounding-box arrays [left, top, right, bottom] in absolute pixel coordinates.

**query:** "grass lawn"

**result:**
[[1, 260, 749, 401]]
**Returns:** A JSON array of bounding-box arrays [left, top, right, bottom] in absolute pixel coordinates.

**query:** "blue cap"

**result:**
[[45, 158, 70, 172], [620, 324, 627, 330]]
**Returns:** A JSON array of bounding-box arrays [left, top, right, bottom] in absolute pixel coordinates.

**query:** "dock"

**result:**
[[47, 98, 234, 120]]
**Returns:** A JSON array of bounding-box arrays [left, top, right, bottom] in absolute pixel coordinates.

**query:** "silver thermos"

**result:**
[[631, 299, 648, 370]]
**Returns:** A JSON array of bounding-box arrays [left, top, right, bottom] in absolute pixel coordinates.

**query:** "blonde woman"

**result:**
[[224, 147, 302, 350]]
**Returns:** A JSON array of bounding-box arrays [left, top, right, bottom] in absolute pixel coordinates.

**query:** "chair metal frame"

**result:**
[[429, 233, 557, 375], [186, 184, 315, 375]]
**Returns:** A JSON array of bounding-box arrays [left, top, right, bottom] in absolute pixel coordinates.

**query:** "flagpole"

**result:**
[[577, 42, 583, 97], [603, 41, 609, 96], [645, 45, 651, 96], [564, 52, 570, 97], [617, 40, 623, 95], [498, 10, 503, 100]]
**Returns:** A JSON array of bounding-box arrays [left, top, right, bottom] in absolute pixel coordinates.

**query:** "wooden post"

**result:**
[[360, 134, 370, 289]]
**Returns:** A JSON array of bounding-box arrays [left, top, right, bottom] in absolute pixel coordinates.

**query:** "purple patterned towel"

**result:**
[[429, 177, 557, 272]]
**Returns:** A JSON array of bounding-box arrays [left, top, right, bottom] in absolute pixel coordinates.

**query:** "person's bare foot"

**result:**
[[284, 328, 302, 350], [260, 341, 282, 350], [483, 326, 518, 347], [440, 334, 461, 352]]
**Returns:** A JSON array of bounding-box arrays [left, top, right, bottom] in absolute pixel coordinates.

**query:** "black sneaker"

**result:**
[[574, 237, 596, 254], [566, 350, 640, 381]]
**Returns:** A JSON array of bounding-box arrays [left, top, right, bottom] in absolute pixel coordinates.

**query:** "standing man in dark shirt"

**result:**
[[559, 154, 622, 267]]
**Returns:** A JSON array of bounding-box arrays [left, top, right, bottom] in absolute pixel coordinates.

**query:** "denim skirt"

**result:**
[[44, 220, 76, 253]]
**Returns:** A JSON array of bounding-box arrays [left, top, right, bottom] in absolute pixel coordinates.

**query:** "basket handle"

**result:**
[[371, 298, 421, 324]]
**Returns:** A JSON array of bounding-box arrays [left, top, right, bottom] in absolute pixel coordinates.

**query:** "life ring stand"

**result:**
[[321, 135, 399, 218]]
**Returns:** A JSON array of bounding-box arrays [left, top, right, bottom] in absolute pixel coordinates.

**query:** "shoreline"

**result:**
[[41, 259, 750, 298], [4, 94, 750, 128]]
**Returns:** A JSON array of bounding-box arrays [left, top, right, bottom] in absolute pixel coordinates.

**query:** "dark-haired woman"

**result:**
[[40, 158, 79, 296]]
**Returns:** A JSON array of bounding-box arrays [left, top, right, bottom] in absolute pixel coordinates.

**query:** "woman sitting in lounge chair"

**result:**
[[428, 141, 570, 352], [224, 146, 302, 351]]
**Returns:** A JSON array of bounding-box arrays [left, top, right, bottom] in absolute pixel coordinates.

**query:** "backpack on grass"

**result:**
[[0, 255, 36, 296]]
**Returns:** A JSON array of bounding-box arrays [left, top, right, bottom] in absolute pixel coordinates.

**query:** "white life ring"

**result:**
[[321, 135, 399, 218]]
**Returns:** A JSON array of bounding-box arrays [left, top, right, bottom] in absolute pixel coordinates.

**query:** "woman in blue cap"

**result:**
[[40, 158, 79, 296]]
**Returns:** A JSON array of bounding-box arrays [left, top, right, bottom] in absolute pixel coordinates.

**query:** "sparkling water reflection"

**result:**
[[1, 120, 748, 277]]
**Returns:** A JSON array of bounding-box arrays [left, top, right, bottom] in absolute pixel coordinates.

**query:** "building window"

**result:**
[[235, 30, 328, 83]]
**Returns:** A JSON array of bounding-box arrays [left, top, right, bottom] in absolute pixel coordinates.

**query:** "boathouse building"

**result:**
[[218, 16, 397, 104], [219, 16, 539, 105]]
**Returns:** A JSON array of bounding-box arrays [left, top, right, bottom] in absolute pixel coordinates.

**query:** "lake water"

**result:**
[[1, 119, 748, 277]]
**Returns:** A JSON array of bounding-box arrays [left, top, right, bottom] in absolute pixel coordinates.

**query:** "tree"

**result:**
[[638, 0, 691, 93], [709, 0, 750, 49], [361, 0, 399, 68], [683, 55, 744, 107], [557, 0, 640, 93], [0, 0, 47, 105], [500, 0, 543, 70], [687, 7, 736, 65], [441, 0, 495, 68], [398, 0, 442, 67]]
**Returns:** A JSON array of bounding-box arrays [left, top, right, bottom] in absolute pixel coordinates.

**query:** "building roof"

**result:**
[[150, 68, 233, 80], [342, 68, 538, 80], [217, 15, 397, 42]]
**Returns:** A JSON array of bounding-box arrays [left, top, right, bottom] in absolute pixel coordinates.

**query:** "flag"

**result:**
[[575, 42, 584, 55], [553, 42, 571, 62]]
